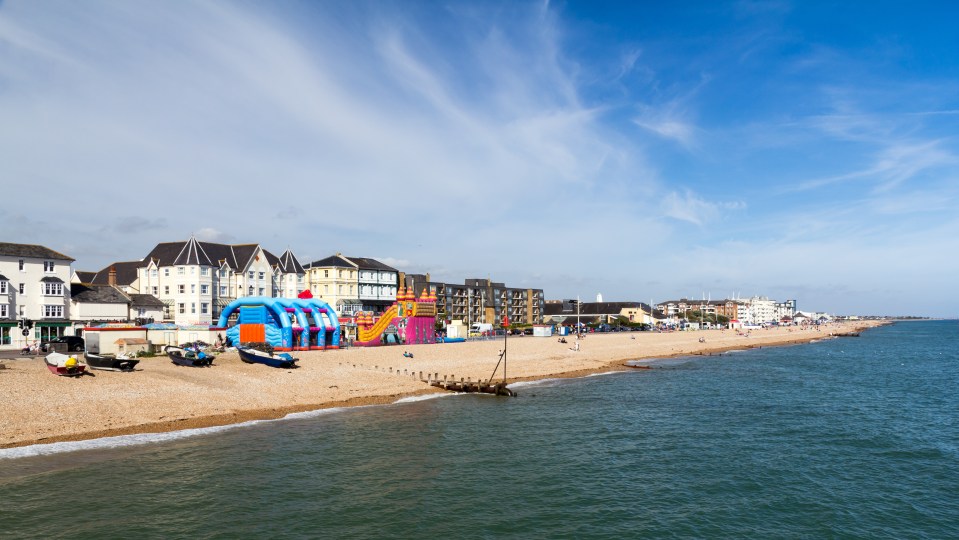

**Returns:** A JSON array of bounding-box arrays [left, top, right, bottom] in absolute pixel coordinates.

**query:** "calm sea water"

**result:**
[[2, 321, 957, 539]]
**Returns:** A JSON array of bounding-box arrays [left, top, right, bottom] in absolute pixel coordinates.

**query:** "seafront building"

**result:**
[[543, 300, 662, 327], [655, 296, 797, 325], [0, 242, 74, 347], [79, 237, 307, 326], [399, 275, 544, 327], [305, 254, 398, 317]]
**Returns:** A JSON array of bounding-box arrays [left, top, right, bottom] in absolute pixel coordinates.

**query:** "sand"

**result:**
[[0, 321, 882, 449]]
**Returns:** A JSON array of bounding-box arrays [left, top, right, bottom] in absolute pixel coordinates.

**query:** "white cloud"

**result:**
[[661, 190, 745, 225]]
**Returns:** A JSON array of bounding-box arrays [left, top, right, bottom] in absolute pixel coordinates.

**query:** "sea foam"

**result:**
[[0, 421, 267, 460]]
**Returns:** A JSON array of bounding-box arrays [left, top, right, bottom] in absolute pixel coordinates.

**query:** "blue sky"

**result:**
[[2, 1, 957, 317]]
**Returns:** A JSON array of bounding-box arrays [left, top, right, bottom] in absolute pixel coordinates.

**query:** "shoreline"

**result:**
[[0, 321, 883, 451]]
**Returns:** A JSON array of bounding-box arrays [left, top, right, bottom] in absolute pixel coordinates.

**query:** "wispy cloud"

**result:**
[[661, 190, 746, 225]]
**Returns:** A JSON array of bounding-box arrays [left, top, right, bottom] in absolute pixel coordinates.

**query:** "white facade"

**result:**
[[357, 269, 397, 304], [70, 298, 128, 321], [0, 244, 74, 349], [135, 240, 298, 325]]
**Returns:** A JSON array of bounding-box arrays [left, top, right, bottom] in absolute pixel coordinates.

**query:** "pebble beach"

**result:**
[[0, 321, 881, 449]]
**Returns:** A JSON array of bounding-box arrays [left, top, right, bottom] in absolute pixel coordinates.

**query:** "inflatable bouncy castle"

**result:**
[[217, 296, 340, 351], [354, 286, 437, 346]]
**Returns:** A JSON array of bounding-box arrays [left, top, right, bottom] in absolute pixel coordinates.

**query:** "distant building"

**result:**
[[424, 278, 544, 326], [544, 300, 661, 326]]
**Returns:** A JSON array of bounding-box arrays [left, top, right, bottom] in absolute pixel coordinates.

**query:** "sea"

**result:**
[[1, 320, 957, 539]]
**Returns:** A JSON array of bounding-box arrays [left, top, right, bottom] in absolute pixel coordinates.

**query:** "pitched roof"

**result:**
[[89, 261, 143, 287], [308, 254, 357, 269], [0, 242, 74, 261], [70, 283, 130, 304], [173, 237, 214, 266], [74, 271, 97, 283], [276, 249, 305, 274], [144, 240, 277, 271], [129, 294, 165, 308], [0, 273, 7, 281], [343, 256, 397, 272]]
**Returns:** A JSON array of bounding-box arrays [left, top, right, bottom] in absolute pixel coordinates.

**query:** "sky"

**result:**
[[1, 1, 957, 317]]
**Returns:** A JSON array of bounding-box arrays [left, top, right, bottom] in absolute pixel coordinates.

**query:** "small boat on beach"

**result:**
[[237, 346, 298, 369], [44, 352, 88, 377], [84, 352, 140, 372], [165, 345, 214, 367]]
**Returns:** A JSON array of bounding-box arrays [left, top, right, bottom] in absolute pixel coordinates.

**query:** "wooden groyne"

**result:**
[[430, 378, 516, 397]]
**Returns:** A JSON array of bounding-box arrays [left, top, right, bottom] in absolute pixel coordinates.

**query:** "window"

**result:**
[[220, 269, 227, 277], [258, 287, 264, 296], [164, 269, 170, 276], [19, 283, 25, 294], [152, 286, 158, 295], [324, 270, 329, 278], [43, 305, 63, 318], [258, 272, 265, 280], [338, 270, 343, 278], [190, 267, 195, 275], [201, 303, 209, 314], [0, 281, 6, 294], [178, 303, 185, 314], [249, 271, 255, 279], [191, 303, 196, 314], [178, 285, 185, 294], [201, 284, 209, 294], [248, 286, 254, 296], [220, 286, 227, 296], [178, 267, 185, 275], [42, 283, 63, 295], [44, 261, 55, 272], [19, 259, 24, 271], [324, 285, 329, 293], [201, 267, 209, 276], [190, 284, 196, 294], [164, 286, 170, 295], [0, 305, 7, 318], [151, 269, 157, 277], [297, 275, 303, 284]]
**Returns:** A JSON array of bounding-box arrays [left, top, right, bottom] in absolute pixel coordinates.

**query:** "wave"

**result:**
[[586, 371, 623, 378], [0, 420, 269, 460], [393, 393, 458, 404], [0, 406, 362, 460], [1, 393, 464, 460]]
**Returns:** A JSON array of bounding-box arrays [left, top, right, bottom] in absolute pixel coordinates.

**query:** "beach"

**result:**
[[0, 321, 881, 449]]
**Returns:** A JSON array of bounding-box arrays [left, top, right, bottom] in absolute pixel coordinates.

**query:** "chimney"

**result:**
[[108, 266, 117, 286]]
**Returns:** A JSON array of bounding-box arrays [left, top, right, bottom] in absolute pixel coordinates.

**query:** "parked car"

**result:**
[[40, 336, 85, 352]]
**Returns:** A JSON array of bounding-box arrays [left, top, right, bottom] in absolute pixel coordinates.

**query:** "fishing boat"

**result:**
[[84, 352, 140, 372], [165, 345, 214, 367], [237, 346, 298, 369], [44, 352, 88, 377]]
